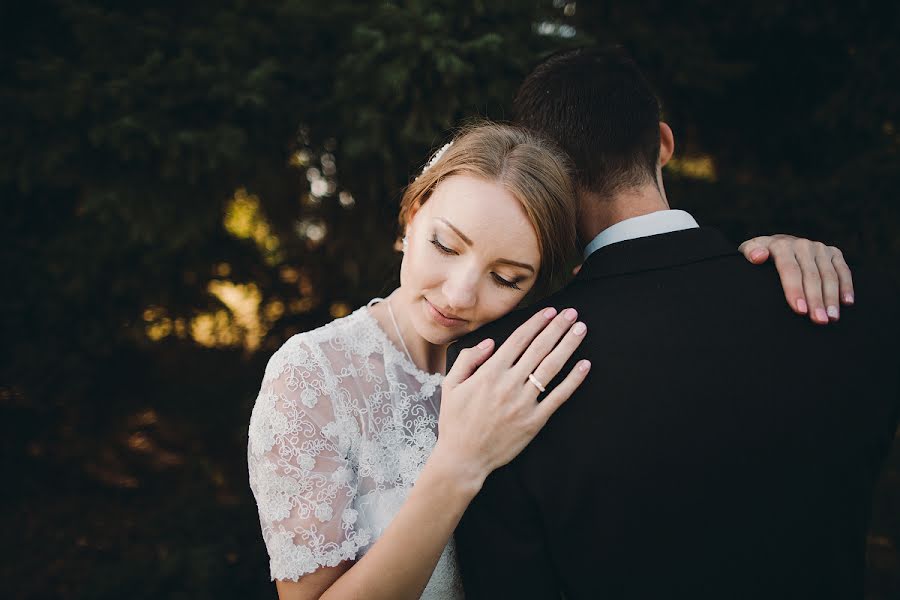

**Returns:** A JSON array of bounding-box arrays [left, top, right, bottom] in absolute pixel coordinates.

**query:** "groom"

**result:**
[[447, 46, 899, 599]]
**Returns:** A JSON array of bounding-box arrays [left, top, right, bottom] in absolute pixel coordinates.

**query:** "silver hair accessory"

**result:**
[[415, 141, 453, 180], [402, 236, 409, 253]]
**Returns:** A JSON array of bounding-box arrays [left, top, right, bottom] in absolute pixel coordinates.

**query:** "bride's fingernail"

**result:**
[[843, 292, 854, 304], [572, 322, 586, 336], [827, 306, 839, 320], [796, 298, 808, 314], [478, 338, 493, 350], [750, 249, 766, 261], [578, 360, 591, 372], [543, 307, 557, 319]]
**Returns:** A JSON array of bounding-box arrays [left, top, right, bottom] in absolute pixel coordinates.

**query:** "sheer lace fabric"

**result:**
[[247, 303, 465, 598]]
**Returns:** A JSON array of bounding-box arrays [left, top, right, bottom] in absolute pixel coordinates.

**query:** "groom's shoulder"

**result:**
[[841, 265, 900, 335]]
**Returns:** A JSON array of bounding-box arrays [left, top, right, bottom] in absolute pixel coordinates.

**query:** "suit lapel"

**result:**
[[575, 227, 740, 281]]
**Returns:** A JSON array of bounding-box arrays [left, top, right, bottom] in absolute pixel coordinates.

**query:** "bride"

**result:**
[[248, 123, 851, 599]]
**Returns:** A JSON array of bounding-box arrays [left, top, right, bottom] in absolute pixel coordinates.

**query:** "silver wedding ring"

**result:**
[[528, 373, 546, 393]]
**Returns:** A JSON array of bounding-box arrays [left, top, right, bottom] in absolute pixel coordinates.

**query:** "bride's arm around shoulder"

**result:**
[[247, 333, 366, 598]]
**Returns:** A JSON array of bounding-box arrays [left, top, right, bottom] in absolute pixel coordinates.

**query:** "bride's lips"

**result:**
[[424, 299, 468, 328]]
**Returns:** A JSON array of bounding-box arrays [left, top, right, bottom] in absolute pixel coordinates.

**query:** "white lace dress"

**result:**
[[247, 302, 465, 599]]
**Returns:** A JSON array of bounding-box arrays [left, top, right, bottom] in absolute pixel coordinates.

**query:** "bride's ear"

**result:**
[[405, 199, 424, 229], [398, 201, 422, 251]]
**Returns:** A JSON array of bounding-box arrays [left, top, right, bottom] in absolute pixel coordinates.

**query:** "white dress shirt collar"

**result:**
[[583, 209, 700, 259]]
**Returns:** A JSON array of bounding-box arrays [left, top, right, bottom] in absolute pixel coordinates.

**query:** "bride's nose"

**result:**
[[442, 268, 478, 311]]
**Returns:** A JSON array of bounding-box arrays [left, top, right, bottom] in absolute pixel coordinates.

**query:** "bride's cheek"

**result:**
[[483, 300, 514, 325]]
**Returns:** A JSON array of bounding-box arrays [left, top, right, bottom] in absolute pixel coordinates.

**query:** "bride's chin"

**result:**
[[418, 328, 456, 346], [412, 320, 462, 346]]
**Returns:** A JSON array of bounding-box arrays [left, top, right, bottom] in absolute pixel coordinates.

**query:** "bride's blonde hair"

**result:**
[[399, 122, 579, 300]]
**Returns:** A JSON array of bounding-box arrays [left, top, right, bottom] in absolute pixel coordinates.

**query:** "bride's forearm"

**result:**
[[320, 444, 484, 600]]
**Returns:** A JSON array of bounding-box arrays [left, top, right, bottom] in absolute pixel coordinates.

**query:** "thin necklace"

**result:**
[[386, 297, 416, 367]]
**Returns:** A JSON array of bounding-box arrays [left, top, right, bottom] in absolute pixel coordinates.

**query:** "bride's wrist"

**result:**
[[425, 442, 488, 500]]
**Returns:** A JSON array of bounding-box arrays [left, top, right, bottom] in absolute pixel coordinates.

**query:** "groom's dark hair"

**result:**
[[513, 45, 662, 200]]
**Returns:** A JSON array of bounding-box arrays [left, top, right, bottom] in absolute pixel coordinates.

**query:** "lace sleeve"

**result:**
[[247, 337, 371, 581]]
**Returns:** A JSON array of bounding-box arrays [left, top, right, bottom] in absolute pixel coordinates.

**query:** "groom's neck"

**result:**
[[576, 183, 671, 243]]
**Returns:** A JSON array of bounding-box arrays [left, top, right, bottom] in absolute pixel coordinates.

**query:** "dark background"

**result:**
[[2, 1, 898, 598]]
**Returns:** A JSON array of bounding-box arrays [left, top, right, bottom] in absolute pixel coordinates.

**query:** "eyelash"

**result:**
[[429, 235, 522, 290]]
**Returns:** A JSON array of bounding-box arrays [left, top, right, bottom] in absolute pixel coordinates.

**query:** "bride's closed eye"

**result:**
[[429, 234, 522, 290], [491, 273, 522, 290], [429, 235, 457, 256]]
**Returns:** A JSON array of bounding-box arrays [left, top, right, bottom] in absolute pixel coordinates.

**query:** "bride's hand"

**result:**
[[433, 307, 590, 492], [739, 234, 854, 324]]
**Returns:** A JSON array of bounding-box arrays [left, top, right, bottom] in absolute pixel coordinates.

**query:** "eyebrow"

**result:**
[[437, 217, 472, 246], [436, 217, 536, 273]]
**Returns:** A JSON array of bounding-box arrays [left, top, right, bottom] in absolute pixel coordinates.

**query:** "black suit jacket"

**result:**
[[446, 227, 899, 600]]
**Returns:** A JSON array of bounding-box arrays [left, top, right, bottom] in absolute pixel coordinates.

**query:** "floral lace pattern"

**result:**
[[248, 304, 464, 598]]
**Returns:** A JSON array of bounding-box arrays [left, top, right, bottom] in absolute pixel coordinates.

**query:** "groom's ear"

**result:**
[[658, 122, 675, 167]]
